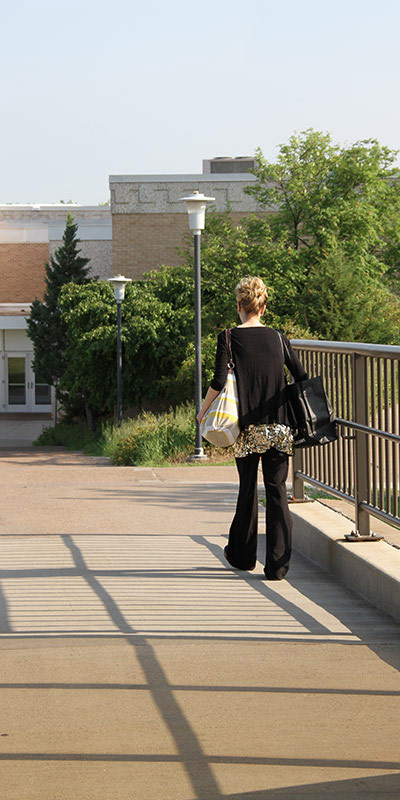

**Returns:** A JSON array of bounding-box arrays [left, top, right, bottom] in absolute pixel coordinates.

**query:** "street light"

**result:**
[[107, 274, 132, 427], [179, 190, 215, 459]]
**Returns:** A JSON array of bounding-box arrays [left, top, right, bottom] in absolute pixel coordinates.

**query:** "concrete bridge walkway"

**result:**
[[0, 450, 399, 799]]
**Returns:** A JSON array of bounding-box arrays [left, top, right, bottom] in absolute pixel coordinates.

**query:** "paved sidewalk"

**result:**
[[0, 418, 50, 448], [0, 451, 400, 799]]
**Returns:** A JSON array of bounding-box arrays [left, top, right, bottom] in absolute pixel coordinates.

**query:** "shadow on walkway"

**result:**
[[1, 531, 399, 799]]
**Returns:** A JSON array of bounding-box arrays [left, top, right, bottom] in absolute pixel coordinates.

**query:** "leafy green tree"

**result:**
[[27, 213, 91, 403], [146, 210, 302, 335], [298, 245, 400, 343], [141, 210, 312, 401], [243, 130, 400, 342], [58, 280, 194, 423], [246, 130, 400, 280]]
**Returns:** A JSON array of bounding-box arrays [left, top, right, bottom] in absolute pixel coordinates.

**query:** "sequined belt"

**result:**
[[231, 423, 294, 459]]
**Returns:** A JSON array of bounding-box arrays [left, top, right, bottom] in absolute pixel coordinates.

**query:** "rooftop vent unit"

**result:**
[[202, 156, 255, 174]]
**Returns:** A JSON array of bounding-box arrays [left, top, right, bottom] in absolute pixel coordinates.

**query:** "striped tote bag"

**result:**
[[200, 330, 240, 447]]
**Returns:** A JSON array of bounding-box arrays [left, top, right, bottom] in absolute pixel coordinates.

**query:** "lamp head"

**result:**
[[107, 274, 132, 301], [179, 190, 216, 233]]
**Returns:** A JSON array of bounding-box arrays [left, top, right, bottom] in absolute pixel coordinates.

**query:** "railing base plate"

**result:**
[[288, 497, 313, 504], [344, 532, 384, 542]]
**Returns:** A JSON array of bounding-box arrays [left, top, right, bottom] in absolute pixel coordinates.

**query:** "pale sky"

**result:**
[[2, 0, 400, 204]]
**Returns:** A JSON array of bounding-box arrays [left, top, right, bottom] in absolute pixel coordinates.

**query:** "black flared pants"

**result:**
[[225, 449, 292, 579]]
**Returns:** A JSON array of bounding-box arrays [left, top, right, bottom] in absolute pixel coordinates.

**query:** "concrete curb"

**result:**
[[291, 500, 400, 623]]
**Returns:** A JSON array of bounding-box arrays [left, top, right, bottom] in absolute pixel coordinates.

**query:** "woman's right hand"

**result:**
[[197, 386, 219, 425]]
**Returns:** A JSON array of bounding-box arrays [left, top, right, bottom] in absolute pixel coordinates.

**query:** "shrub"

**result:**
[[110, 405, 196, 466], [34, 420, 101, 453], [34, 404, 198, 466]]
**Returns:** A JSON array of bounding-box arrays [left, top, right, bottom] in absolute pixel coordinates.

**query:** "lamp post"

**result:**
[[179, 190, 215, 459], [107, 274, 132, 427]]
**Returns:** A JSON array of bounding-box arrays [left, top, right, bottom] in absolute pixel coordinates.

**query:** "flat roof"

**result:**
[[109, 174, 256, 183], [0, 303, 31, 316], [0, 205, 109, 211]]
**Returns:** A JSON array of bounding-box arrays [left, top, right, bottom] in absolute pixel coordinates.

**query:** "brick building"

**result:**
[[109, 157, 266, 279], [1, 157, 266, 417], [0, 205, 111, 416]]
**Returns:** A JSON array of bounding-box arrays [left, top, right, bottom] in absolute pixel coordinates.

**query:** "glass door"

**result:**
[[6, 353, 52, 413], [6, 354, 27, 411], [29, 361, 52, 412]]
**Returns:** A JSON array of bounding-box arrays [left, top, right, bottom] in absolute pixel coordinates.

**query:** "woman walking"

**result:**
[[198, 276, 307, 580]]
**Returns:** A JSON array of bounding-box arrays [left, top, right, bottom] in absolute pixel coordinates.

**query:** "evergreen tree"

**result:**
[[27, 213, 91, 393]]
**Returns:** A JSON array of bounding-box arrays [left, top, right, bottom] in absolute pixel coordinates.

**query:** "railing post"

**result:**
[[291, 448, 304, 500], [352, 353, 370, 535]]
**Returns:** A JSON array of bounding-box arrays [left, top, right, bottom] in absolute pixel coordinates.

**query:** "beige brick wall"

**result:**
[[0, 243, 50, 302], [112, 212, 266, 278]]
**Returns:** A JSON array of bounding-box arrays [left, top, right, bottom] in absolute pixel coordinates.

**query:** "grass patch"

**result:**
[[34, 404, 235, 467], [305, 487, 335, 500]]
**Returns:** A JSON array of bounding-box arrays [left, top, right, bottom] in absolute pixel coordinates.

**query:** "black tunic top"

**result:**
[[210, 326, 307, 428]]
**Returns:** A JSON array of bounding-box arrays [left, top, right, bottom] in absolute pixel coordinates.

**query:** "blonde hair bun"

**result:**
[[235, 276, 268, 316]]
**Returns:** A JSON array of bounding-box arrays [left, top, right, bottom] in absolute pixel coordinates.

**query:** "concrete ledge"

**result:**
[[291, 500, 400, 623]]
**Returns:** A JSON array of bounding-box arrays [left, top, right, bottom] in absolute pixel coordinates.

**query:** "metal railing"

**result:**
[[290, 339, 400, 539]]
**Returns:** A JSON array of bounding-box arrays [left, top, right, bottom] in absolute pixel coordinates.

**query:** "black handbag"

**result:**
[[287, 376, 338, 448], [279, 334, 338, 448]]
